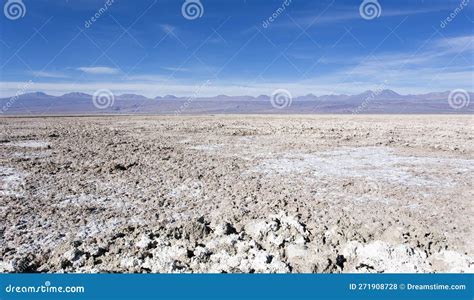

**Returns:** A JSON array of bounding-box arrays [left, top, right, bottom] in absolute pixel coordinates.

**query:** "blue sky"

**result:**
[[0, 0, 473, 97]]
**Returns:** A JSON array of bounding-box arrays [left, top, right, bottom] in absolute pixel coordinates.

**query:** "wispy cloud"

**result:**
[[77, 67, 120, 75], [302, 34, 474, 93], [29, 71, 69, 78], [434, 35, 474, 53], [281, 5, 452, 28], [3, 34, 471, 98], [161, 66, 190, 72], [122, 74, 168, 82], [345, 35, 473, 74]]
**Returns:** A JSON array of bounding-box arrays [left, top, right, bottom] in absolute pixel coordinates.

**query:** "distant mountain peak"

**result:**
[[353, 89, 401, 100], [119, 93, 141, 97], [379, 89, 400, 96], [117, 94, 148, 100], [359, 90, 374, 96], [1, 89, 472, 114], [62, 92, 91, 98], [25, 92, 50, 97]]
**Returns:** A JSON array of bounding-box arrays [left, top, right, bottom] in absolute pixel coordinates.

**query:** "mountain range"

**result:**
[[0, 90, 472, 115]]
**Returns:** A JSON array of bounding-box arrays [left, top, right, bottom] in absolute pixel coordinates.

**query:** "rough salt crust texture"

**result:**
[[0, 115, 473, 273]]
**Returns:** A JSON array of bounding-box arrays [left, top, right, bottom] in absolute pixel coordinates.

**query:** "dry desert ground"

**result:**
[[0, 115, 473, 273]]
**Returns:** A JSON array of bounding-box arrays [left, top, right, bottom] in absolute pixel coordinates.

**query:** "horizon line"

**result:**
[[3, 89, 473, 100]]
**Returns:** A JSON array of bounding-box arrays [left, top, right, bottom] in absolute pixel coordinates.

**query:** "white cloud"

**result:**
[[294, 5, 453, 26], [77, 67, 120, 75], [29, 71, 68, 78], [161, 67, 190, 72], [313, 34, 474, 91], [122, 74, 168, 82], [2, 36, 471, 98], [434, 35, 474, 53], [0, 72, 471, 99]]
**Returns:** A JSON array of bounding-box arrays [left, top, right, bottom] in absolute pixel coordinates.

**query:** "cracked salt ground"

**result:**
[[10, 151, 51, 159], [55, 194, 133, 210], [188, 144, 224, 152], [247, 147, 473, 188], [0, 167, 25, 197], [0, 116, 472, 273], [168, 180, 205, 199], [341, 241, 474, 273], [10, 211, 469, 273], [6, 141, 50, 149]]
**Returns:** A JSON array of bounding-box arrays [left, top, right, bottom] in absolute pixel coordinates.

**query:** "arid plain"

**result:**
[[0, 115, 473, 273]]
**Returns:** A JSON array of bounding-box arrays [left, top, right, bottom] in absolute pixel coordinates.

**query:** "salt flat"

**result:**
[[0, 115, 472, 273]]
